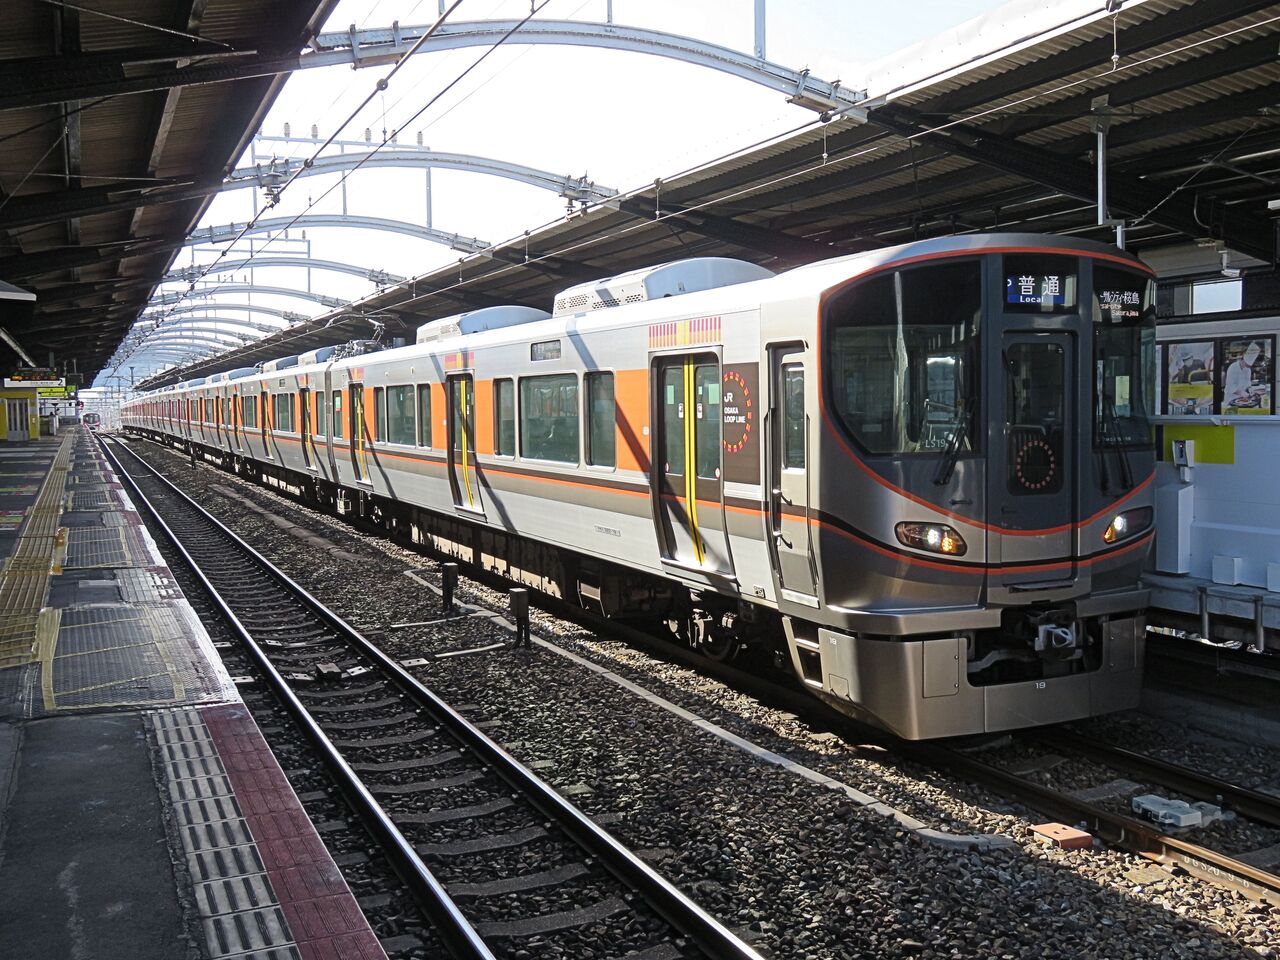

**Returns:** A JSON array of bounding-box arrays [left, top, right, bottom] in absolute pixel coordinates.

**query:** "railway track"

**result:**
[[101, 435, 763, 960], [117, 433, 1280, 919]]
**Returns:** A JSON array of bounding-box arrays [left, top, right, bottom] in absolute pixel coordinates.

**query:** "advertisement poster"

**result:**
[[1165, 341, 1215, 415], [1220, 336, 1274, 415]]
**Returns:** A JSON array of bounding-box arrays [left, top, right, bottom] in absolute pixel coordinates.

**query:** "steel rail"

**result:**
[[1029, 728, 1280, 830], [105, 435, 765, 960], [903, 741, 1280, 908], [98, 435, 497, 960]]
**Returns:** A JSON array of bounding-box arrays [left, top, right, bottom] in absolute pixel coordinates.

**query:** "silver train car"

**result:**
[[123, 233, 1157, 739]]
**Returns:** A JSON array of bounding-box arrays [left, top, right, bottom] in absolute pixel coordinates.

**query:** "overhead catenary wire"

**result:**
[[129, 8, 1277, 380], [116, 1, 470, 369], [119, 0, 563, 372]]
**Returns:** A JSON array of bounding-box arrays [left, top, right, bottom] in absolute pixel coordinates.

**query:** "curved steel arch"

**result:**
[[185, 216, 489, 254], [139, 303, 300, 324], [151, 283, 346, 309], [228, 150, 616, 204], [135, 334, 252, 351], [306, 20, 863, 115], [129, 320, 280, 337], [166, 257, 405, 286]]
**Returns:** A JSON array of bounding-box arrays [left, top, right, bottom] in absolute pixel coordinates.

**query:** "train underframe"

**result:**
[[137, 430, 1144, 739]]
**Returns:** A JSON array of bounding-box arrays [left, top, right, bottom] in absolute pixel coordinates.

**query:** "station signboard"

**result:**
[[5, 369, 64, 388]]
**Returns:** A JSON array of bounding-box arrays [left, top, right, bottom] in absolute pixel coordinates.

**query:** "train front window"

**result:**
[[1093, 265, 1156, 447], [826, 260, 981, 456]]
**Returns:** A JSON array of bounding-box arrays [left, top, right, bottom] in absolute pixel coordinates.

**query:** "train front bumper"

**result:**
[[808, 616, 1145, 740]]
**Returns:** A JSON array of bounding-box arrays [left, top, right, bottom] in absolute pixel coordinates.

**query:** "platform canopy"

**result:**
[[136, 0, 1279, 389], [0, 0, 339, 380]]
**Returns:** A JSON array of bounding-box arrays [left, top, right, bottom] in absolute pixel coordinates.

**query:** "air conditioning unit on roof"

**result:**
[[552, 257, 773, 317], [416, 305, 550, 344]]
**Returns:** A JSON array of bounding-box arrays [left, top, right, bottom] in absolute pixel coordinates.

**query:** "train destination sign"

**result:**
[[1005, 274, 1065, 306]]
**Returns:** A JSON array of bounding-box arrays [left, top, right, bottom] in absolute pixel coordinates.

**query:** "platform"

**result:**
[[0, 428, 385, 960]]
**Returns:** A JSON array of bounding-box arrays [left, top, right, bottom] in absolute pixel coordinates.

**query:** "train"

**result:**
[[122, 232, 1157, 739]]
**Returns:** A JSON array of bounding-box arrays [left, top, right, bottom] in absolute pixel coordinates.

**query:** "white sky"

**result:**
[[114, 0, 1012, 383]]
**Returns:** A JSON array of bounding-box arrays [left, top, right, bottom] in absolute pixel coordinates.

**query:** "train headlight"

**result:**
[[1103, 506, 1153, 544], [895, 522, 967, 556]]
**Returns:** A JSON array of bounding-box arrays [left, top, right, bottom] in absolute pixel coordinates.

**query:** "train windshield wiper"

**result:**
[[932, 398, 968, 486], [1101, 394, 1134, 490]]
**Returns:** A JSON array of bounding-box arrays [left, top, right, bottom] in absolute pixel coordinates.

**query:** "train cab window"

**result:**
[[331, 391, 344, 439], [826, 261, 980, 456], [782, 365, 805, 468], [494, 379, 515, 456], [387, 386, 415, 444], [416, 385, 431, 446], [1093, 265, 1156, 447], [373, 387, 386, 442], [1005, 341, 1065, 495], [585, 372, 615, 468], [520, 374, 579, 463]]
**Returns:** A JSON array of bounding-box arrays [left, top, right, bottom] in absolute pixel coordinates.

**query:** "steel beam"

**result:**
[[0, 21, 863, 116], [139, 303, 301, 323], [166, 256, 404, 285], [185, 215, 489, 254], [151, 283, 344, 308], [231, 149, 617, 203], [616, 197, 834, 264], [866, 104, 1276, 263]]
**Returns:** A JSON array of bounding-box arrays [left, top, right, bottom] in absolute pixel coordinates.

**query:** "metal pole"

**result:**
[[754, 0, 766, 59], [1096, 124, 1107, 226]]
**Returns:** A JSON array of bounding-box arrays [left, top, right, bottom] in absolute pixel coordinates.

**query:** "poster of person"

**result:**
[[1165, 341, 1215, 415], [1220, 336, 1274, 415]]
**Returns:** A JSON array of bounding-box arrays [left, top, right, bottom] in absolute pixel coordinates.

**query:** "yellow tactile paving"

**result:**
[[0, 434, 72, 667]]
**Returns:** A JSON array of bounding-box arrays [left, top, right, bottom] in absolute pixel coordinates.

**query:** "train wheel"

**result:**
[[701, 627, 744, 662]]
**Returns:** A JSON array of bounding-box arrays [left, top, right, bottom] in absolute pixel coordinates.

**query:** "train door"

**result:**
[[991, 332, 1076, 585], [326, 382, 341, 477], [299, 387, 313, 469], [259, 389, 271, 457], [446, 374, 483, 514], [349, 384, 368, 482], [766, 345, 818, 605], [651, 354, 733, 576]]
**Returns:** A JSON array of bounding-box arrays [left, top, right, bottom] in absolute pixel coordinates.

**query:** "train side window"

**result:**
[[494, 379, 515, 456], [332, 391, 344, 439], [694, 364, 720, 480], [387, 385, 415, 444], [782, 364, 805, 468], [273, 393, 295, 433], [315, 390, 326, 436], [520, 374, 579, 464], [416, 385, 431, 446], [373, 387, 386, 442], [241, 395, 257, 429], [585, 372, 615, 468]]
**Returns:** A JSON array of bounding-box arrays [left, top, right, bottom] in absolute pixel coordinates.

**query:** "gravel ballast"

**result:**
[[131, 438, 1279, 959]]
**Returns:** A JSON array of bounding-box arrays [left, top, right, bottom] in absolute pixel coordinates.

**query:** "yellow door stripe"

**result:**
[[460, 379, 474, 507]]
